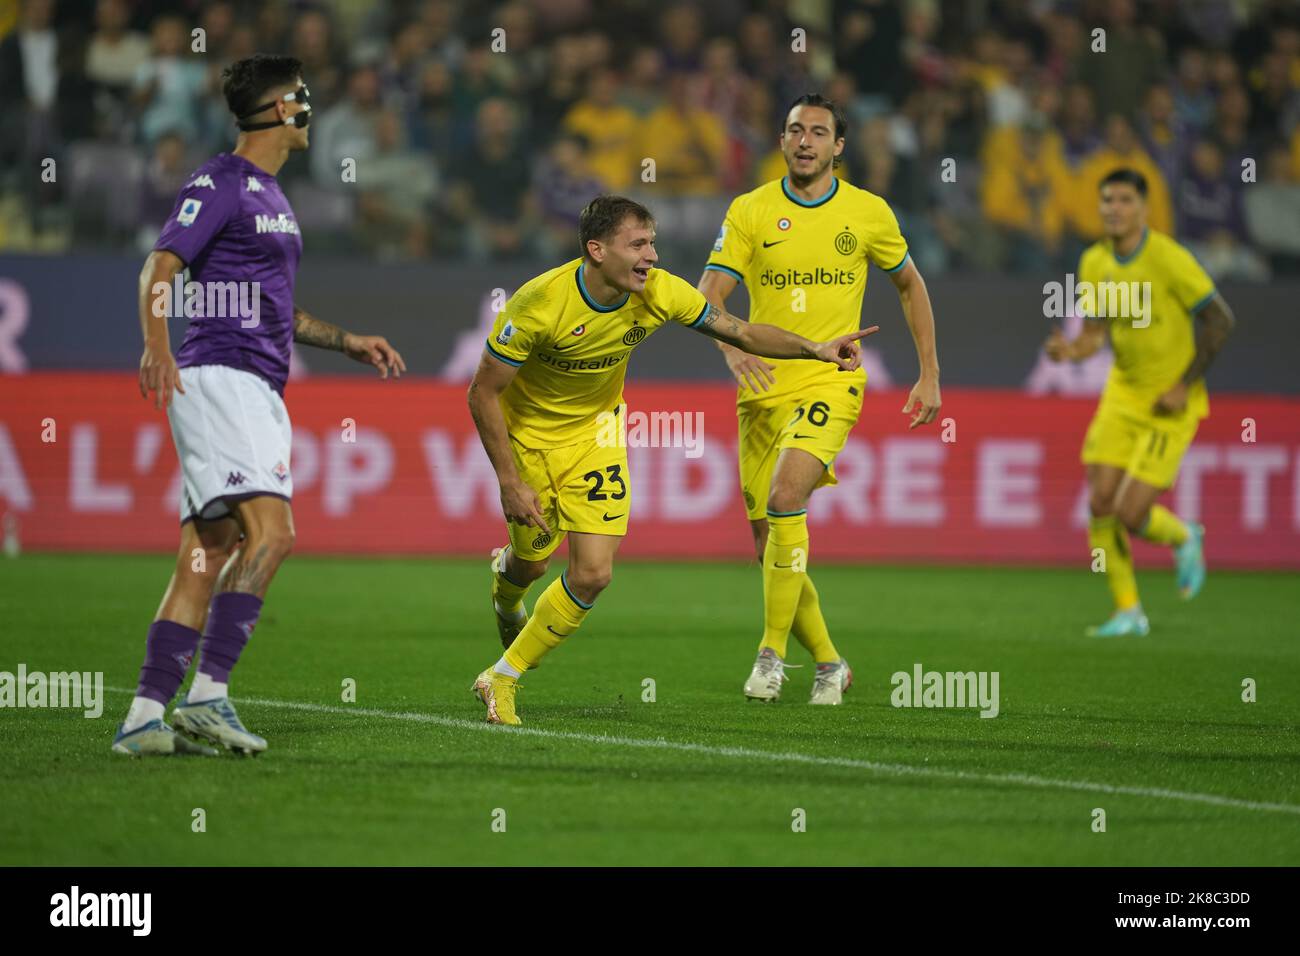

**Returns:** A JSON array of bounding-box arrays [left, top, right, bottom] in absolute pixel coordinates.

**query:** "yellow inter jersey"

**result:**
[[1077, 230, 1217, 420], [487, 258, 710, 448], [705, 176, 909, 405]]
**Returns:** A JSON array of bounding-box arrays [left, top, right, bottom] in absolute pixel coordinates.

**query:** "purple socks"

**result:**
[[135, 620, 202, 705], [133, 594, 262, 706], [197, 592, 263, 683]]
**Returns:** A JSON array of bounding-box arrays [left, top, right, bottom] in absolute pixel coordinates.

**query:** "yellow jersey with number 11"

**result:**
[[1077, 229, 1216, 421]]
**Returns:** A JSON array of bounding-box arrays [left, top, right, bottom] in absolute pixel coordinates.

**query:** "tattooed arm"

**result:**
[[292, 304, 407, 378], [1180, 295, 1235, 385], [1154, 294, 1236, 415], [292, 305, 346, 350], [691, 303, 878, 368], [698, 268, 776, 393]]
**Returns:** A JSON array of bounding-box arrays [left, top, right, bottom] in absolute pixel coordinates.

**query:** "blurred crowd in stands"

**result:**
[[2, 0, 1298, 278]]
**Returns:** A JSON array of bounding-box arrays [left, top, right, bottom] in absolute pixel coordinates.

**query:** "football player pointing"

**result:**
[[468, 195, 876, 725]]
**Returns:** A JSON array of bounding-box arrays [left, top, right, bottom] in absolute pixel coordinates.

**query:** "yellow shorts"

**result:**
[[1080, 403, 1199, 489], [506, 435, 630, 561], [737, 381, 864, 520]]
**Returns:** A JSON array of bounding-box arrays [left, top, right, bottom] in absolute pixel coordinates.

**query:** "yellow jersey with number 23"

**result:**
[[487, 258, 710, 448]]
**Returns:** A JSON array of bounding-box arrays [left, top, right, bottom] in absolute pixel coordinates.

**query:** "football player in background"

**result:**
[[1045, 168, 1235, 636]]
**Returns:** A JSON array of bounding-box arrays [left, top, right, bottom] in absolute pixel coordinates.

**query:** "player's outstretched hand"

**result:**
[[902, 376, 941, 430], [813, 326, 880, 371], [501, 480, 551, 536], [722, 345, 777, 393], [1043, 329, 1070, 362], [139, 342, 185, 410], [344, 334, 406, 379]]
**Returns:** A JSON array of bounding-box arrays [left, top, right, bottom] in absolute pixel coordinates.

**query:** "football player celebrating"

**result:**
[[113, 54, 405, 756], [699, 94, 941, 704], [1045, 168, 1234, 636], [468, 195, 877, 725]]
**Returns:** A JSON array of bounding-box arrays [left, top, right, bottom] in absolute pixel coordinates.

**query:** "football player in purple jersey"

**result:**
[[113, 54, 405, 757]]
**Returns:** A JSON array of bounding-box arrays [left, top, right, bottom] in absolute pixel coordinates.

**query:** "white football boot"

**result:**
[[172, 698, 267, 755], [809, 658, 853, 705], [743, 647, 788, 702], [111, 718, 217, 757]]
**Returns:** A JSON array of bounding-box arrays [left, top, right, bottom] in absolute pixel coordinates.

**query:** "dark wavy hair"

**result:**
[[221, 53, 304, 119]]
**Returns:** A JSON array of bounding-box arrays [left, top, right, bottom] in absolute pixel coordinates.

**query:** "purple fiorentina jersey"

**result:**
[[155, 152, 302, 394]]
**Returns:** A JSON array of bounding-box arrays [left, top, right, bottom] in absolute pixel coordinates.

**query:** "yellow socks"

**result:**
[[791, 575, 840, 664], [501, 574, 591, 674], [760, 511, 809, 658], [1089, 514, 1139, 611], [492, 546, 531, 615], [1138, 504, 1189, 547]]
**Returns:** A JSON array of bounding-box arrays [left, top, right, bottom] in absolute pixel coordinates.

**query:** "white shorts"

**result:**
[[168, 364, 293, 523]]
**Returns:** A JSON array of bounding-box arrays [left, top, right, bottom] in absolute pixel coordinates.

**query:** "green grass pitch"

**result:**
[[2, 554, 1298, 866]]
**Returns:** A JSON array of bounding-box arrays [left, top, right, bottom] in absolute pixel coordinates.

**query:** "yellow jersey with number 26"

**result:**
[[705, 175, 909, 405]]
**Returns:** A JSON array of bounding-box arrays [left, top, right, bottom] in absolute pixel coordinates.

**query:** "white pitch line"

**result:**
[[107, 687, 1300, 817]]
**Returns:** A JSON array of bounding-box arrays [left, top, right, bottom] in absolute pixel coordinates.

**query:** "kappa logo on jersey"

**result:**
[[272, 461, 289, 483], [254, 212, 300, 235], [177, 198, 203, 226], [186, 174, 216, 190], [246, 176, 264, 192], [712, 223, 727, 252], [225, 471, 248, 487], [496, 320, 515, 346]]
